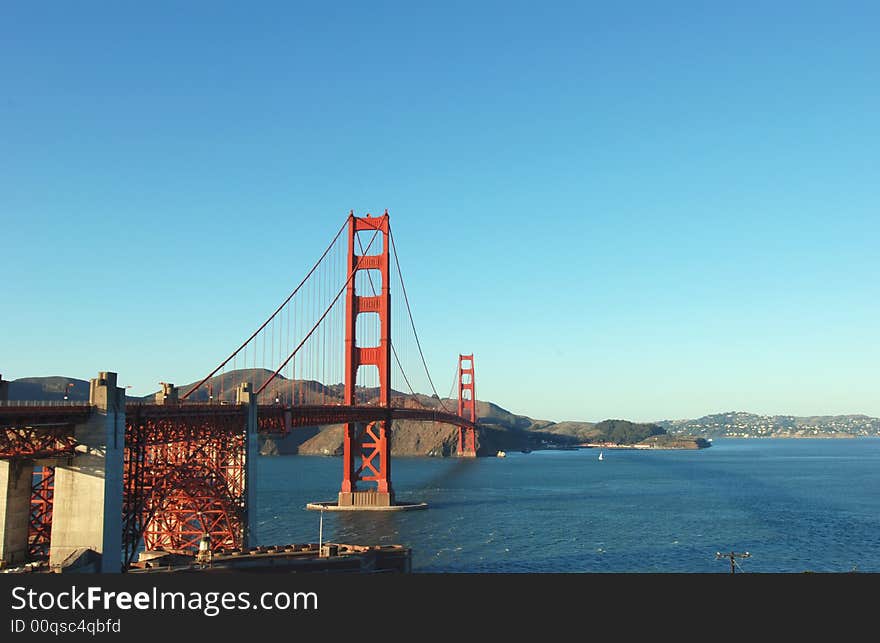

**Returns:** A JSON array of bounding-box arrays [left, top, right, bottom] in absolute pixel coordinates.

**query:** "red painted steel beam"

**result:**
[[256, 404, 477, 433], [128, 403, 246, 422], [29, 466, 54, 560], [0, 427, 77, 459], [123, 404, 247, 559], [0, 406, 91, 458], [126, 404, 248, 443]]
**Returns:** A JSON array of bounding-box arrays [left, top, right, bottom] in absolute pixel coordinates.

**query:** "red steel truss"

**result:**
[[258, 404, 475, 432], [123, 404, 247, 565], [0, 408, 81, 562], [354, 420, 390, 487], [457, 354, 477, 456], [0, 399, 472, 567], [0, 406, 89, 459], [0, 427, 77, 459], [28, 466, 54, 560], [121, 400, 474, 562]]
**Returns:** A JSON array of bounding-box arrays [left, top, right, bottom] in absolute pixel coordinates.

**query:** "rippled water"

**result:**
[[256, 438, 880, 572]]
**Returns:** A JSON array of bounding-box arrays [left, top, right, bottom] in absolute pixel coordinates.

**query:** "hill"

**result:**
[[7, 376, 90, 401], [537, 420, 598, 442], [590, 419, 666, 445]]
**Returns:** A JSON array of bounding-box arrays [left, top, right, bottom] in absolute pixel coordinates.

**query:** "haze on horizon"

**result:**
[[1, 3, 877, 423]]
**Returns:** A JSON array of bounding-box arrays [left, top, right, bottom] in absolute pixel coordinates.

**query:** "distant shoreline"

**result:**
[[578, 437, 710, 450], [579, 443, 655, 450], [693, 433, 858, 439]]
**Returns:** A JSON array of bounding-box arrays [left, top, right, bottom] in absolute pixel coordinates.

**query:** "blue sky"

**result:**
[[2, 2, 878, 422]]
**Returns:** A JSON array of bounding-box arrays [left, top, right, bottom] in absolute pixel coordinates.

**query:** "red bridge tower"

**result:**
[[457, 354, 477, 457], [339, 212, 395, 507]]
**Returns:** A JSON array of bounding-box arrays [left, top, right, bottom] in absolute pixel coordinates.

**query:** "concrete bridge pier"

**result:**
[[0, 460, 32, 567], [237, 382, 259, 548], [49, 372, 125, 573], [155, 382, 178, 404]]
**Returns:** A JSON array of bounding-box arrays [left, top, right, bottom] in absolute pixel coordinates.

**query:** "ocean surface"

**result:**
[[256, 438, 880, 572]]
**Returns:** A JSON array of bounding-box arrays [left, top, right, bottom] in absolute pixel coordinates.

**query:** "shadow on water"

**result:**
[[328, 458, 482, 543], [405, 456, 481, 490], [332, 511, 403, 544]]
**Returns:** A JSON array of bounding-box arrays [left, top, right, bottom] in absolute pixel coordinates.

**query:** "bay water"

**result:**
[[257, 438, 880, 572]]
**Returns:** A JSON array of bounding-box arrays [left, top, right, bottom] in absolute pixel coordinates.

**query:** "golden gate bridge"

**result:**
[[0, 211, 479, 571]]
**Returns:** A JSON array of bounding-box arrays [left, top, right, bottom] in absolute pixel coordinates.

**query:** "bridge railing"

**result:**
[[0, 400, 92, 408]]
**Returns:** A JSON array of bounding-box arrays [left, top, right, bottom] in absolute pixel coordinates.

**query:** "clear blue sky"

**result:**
[[2, 2, 878, 422]]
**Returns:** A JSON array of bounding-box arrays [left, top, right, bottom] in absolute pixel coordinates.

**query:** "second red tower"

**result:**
[[457, 354, 477, 457]]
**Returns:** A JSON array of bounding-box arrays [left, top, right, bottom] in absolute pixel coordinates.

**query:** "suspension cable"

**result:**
[[355, 234, 418, 398], [183, 218, 349, 400], [389, 225, 453, 413], [446, 362, 460, 407], [256, 227, 381, 396]]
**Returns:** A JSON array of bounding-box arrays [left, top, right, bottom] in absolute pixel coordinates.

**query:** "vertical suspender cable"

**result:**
[[355, 235, 416, 398], [183, 219, 347, 400], [255, 227, 380, 396], [389, 226, 452, 413]]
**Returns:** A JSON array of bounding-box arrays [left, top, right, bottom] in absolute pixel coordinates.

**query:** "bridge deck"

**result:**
[[0, 402, 476, 458]]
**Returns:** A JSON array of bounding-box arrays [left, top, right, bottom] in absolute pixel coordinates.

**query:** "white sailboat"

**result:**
[[598, 451, 604, 461]]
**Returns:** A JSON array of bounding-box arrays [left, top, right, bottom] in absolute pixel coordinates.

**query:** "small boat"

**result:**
[[496, 450, 506, 458], [598, 451, 604, 461]]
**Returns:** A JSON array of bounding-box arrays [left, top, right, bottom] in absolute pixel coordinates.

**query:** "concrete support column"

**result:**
[[0, 460, 32, 567], [155, 382, 178, 405], [49, 371, 124, 573], [237, 383, 259, 548]]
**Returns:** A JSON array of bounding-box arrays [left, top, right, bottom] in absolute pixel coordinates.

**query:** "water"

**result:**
[[256, 438, 880, 572]]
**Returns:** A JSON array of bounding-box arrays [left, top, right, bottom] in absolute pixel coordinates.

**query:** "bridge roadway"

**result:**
[[0, 404, 91, 459], [257, 403, 478, 432], [0, 402, 477, 458]]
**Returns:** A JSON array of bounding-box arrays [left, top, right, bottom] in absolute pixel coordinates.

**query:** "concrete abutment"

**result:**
[[0, 460, 32, 567], [48, 372, 124, 573]]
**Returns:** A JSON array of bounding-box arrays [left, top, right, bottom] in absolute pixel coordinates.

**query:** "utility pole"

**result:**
[[716, 550, 750, 573]]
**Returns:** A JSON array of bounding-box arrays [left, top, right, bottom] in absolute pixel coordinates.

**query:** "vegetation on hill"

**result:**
[[535, 420, 598, 442], [591, 419, 666, 445]]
